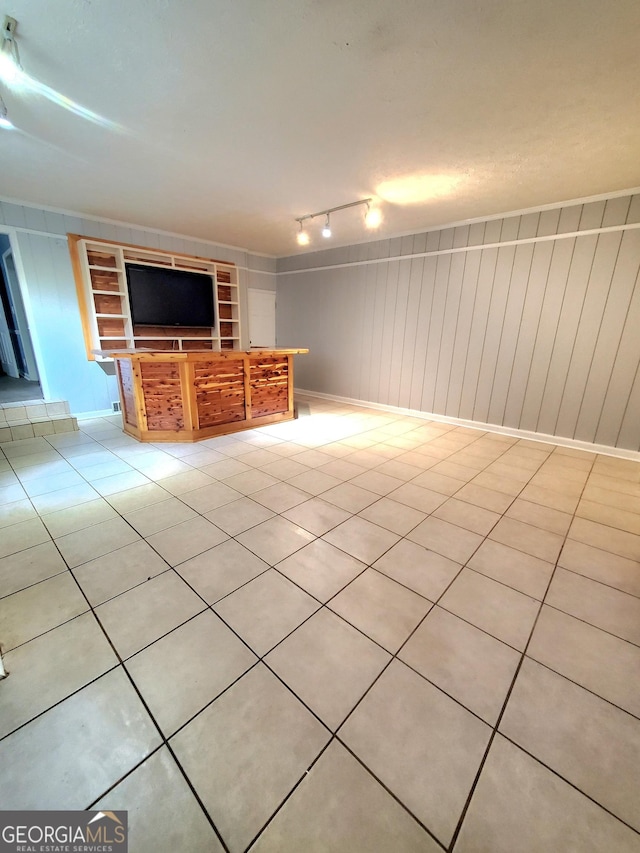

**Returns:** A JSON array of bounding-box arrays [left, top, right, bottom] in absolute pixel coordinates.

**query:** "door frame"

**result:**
[[0, 227, 50, 397]]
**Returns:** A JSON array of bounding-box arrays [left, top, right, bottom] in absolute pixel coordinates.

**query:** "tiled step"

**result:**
[[0, 399, 79, 442]]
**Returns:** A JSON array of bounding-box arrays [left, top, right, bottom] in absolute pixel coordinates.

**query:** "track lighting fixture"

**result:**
[[0, 92, 12, 128], [294, 197, 381, 246], [0, 15, 21, 84]]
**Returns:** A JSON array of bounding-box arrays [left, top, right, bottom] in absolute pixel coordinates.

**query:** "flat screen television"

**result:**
[[125, 264, 215, 327]]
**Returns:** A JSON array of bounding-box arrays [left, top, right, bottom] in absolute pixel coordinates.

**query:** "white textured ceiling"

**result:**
[[1, 0, 639, 256]]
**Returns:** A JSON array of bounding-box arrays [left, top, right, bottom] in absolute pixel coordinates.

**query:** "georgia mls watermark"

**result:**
[[0, 811, 127, 853]]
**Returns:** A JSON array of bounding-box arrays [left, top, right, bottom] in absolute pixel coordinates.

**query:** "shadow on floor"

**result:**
[[0, 374, 43, 403]]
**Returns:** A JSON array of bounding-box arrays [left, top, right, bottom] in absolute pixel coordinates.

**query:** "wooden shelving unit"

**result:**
[[68, 235, 241, 361]]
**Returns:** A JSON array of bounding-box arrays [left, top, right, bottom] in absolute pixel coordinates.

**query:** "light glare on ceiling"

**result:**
[[377, 174, 462, 205]]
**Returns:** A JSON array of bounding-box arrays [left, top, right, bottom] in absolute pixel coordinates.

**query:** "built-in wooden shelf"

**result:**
[[68, 234, 242, 361]]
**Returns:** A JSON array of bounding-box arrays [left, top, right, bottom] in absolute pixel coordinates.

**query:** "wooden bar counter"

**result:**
[[99, 348, 308, 442]]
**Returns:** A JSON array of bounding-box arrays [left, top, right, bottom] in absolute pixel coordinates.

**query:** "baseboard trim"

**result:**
[[74, 409, 117, 420], [295, 388, 640, 462]]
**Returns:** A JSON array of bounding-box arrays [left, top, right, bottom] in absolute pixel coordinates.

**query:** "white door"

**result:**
[[248, 289, 276, 348]]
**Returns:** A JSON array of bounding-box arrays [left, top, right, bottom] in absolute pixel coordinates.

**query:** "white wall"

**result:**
[[277, 193, 640, 453], [0, 199, 276, 415]]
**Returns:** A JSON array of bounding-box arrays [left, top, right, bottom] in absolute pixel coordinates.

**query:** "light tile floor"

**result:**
[[1, 395, 639, 852]]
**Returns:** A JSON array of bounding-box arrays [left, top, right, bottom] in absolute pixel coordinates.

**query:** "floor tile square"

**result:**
[[259, 457, 310, 480], [201, 457, 252, 480], [317, 459, 367, 481], [282, 497, 350, 536], [0, 498, 37, 529], [55, 516, 140, 568], [0, 669, 160, 809], [223, 469, 281, 495], [0, 612, 118, 739], [153, 469, 214, 495], [505, 498, 573, 535], [105, 482, 171, 513], [95, 747, 224, 852], [568, 517, 640, 561], [40, 498, 118, 538], [285, 468, 342, 496], [252, 482, 311, 513], [527, 605, 640, 718], [0, 517, 50, 558], [373, 539, 462, 600], [266, 608, 391, 730], [358, 497, 426, 535], [468, 539, 554, 600], [399, 606, 520, 724], [72, 539, 170, 606], [454, 482, 515, 513], [126, 610, 257, 735], [276, 539, 366, 602], [340, 659, 491, 846], [439, 568, 540, 651], [489, 516, 564, 562], [545, 568, 640, 645], [179, 481, 243, 513], [146, 516, 228, 566], [500, 658, 640, 831], [176, 539, 270, 604], [433, 497, 501, 536], [252, 741, 441, 853], [0, 572, 89, 650], [91, 469, 152, 496], [236, 516, 315, 565], [412, 470, 466, 496], [0, 541, 67, 597], [455, 734, 640, 853], [385, 482, 447, 513], [170, 664, 329, 853], [323, 516, 400, 565], [558, 538, 640, 597], [96, 571, 205, 658], [519, 482, 580, 513], [321, 482, 380, 513], [214, 569, 320, 655], [204, 496, 275, 535], [329, 568, 431, 653], [471, 471, 524, 497], [407, 516, 483, 563], [123, 497, 197, 536]]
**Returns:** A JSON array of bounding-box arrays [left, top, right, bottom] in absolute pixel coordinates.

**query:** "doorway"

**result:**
[[0, 234, 42, 402]]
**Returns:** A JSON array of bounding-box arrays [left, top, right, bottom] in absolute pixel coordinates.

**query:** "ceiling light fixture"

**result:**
[[296, 221, 310, 246], [0, 15, 22, 85], [0, 92, 13, 128], [364, 202, 382, 229], [295, 198, 377, 246]]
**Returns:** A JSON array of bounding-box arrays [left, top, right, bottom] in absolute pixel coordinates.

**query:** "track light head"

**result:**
[[296, 222, 310, 246], [322, 215, 331, 238], [365, 203, 382, 229], [0, 93, 13, 128]]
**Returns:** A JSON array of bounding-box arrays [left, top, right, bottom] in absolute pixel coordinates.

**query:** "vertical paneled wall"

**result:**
[[277, 194, 640, 452], [0, 199, 275, 414]]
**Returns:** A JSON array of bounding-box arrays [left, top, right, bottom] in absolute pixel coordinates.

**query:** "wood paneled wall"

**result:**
[[277, 193, 640, 452]]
